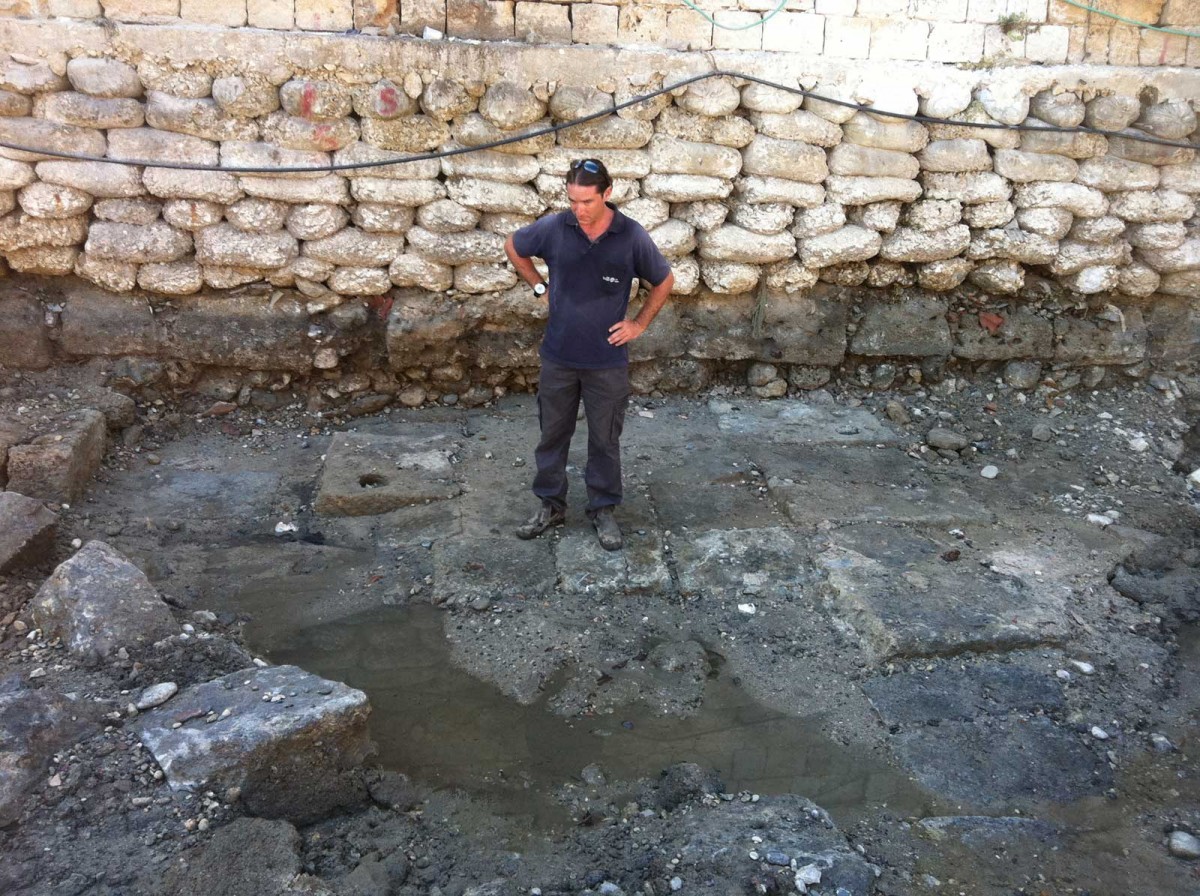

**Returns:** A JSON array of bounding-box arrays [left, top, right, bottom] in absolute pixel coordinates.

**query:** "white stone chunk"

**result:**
[[967, 229, 1058, 264], [618, 197, 670, 231], [137, 261, 203, 295], [799, 225, 881, 267], [226, 198, 289, 233], [977, 83, 1029, 125], [676, 78, 741, 117], [0, 158, 35, 190], [728, 202, 795, 235], [333, 142, 443, 180], [84, 221, 191, 263], [698, 225, 796, 264], [1138, 237, 1200, 274], [143, 167, 242, 204], [748, 110, 842, 147], [1013, 182, 1108, 218], [1160, 163, 1200, 195], [841, 113, 928, 153], [76, 253, 138, 291], [741, 82, 804, 114], [351, 177, 447, 207], [93, 198, 160, 225], [642, 174, 733, 202], [962, 200, 1014, 228], [389, 254, 454, 291], [211, 76, 280, 119], [1068, 216, 1125, 244], [827, 143, 919, 179], [445, 178, 545, 216], [108, 128, 216, 166], [352, 204, 415, 235], [792, 203, 846, 238], [18, 183, 93, 219], [826, 175, 922, 205], [904, 200, 962, 232], [194, 224, 299, 269], [967, 259, 1024, 294], [8, 246, 79, 276], [1047, 241, 1129, 276], [1062, 265, 1120, 294], [1117, 263, 1159, 297]]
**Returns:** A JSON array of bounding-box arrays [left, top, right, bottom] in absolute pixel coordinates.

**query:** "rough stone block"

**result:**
[[0, 292, 51, 369], [1053, 309, 1146, 365], [7, 246, 80, 276], [0, 60, 68, 95], [851, 295, 951, 357], [571, 2, 618, 43], [740, 135, 827, 183], [84, 221, 192, 264], [67, 57, 142, 99], [663, 7, 713, 50], [967, 228, 1057, 264], [447, 0, 514, 39], [842, 112, 928, 153], [826, 175, 922, 205], [137, 665, 370, 823], [0, 212, 87, 251], [515, 1, 571, 42], [351, 177, 447, 206], [35, 160, 145, 199], [75, 254, 139, 292], [880, 224, 971, 263], [994, 149, 1078, 183], [828, 143, 918, 179], [1109, 189, 1195, 224], [921, 171, 1011, 204], [165, 293, 314, 370], [799, 225, 881, 268], [18, 182, 92, 220], [1106, 130, 1195, 167], [954, 308, 1053, 360], [0, 89, 36, 119], [0, 158, 35, 191], [34, 93, 145, 130], [7, 410, 107, 504], [194, 223, 298, 269], [303, 227, 405, 266], [0, 492, 56, 573], [143, 167, 242, 204], [295, 0, 353, 29], [108, 128, 218, 166], [697, 226, 795, 264], [655, 106, 756, 149], [824, 15, 871, 57], [0, 117, 106, 164], [178, 0, 247, 23], [138, 261, 204, 295], [649, 135, 742, 179], [557, 117, 654, 150], [1025, 23, 1070, 62], [870, 18, 929, 60]]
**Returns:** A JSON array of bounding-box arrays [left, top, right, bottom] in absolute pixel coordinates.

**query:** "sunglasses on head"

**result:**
[[570, 159, 603, 174]]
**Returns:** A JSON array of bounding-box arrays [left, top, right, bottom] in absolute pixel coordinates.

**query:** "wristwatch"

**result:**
[[532, 281, 547, 297]]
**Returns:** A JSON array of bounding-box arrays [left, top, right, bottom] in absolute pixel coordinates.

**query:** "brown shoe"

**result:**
[[516, 502, 565, 540], [591, 506, 623, 551]]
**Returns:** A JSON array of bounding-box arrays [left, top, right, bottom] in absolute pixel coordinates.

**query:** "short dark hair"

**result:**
[[566, 158, 612, 193]]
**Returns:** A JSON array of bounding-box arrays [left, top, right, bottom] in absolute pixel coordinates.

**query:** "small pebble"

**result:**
[[980, 465, 999, 479], [1056, 670, 1071, 681], [1070, 660, 1095, 675], [1090, 726, 1109, 740], [1168, 830, 1200, 859], [1151, 733, 1175, 753], [670, 877, 682, 892], [136, 682, 178, 710]]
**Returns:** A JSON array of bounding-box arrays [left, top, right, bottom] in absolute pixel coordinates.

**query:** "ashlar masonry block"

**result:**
[[870, 18, 929, 60], [619, 4, 669, 45], [296, 0, 353, 30], [100, 0, 180, 21], [824, 15, 871, 57], [248, 0, 296, 28], [664, 8, 714, 50], [762, 11, 825, 53], [515, 1, 572, 43], [572, 2, 619, 43], [399, 0, 444, 33], [712, 11, 763, 49], [447, 0, 514, 39], [180, 0, 247, 25], [1024, 23, 1070, 62], [928, 21, 985, 61]]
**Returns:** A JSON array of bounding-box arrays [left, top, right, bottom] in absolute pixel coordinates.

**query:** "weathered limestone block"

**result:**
[[1013, 182, 1107, 217], [478, 81, 546, 130], [967, 229, 1058, 264], [406, 225, 505, 264], [962, 200, 1014, 228], [75, 254, 138, 292], [954, 308, 1053, 360], [642, 174, 733, 202], [827, 143, 919, 179], [557, 118, 654, 150], [654, 106, 757, 149], [842, 113, 928, 153], [0, 158, 34, 191], [285, 204, 349, 241], [85, 222, 191, 264], [138, 261, 204, 295], [1161, 163, 1200, 194], [1016, 208, 1074, 240], [741, 82, 804, 114], [820, 262, 870, 286], [96, 198, 161, 225], [1048, 240, 1130, 276], [224, 198, 287, 233], [648, 219, 696, 257], [348, 79, 416, 121], [1084, 95, 1141, 131], [733, 176, 824, 207], [677, 78, 741, 117], [328, 266, 393, 295], [866, 261, 909, 288], [0, 117, 106, 163], [145, 92, 259, 142], [34, 93, 144, 130], [166, 293, 313, 369], [67, 58, 142, 99], [748, 110, 842, 147], [1069, 216, 1126, 244], [548, 85, 613, 121], [0, 212, 87, 250], [926, 105, 1020, 151], [269, 256, 335, 285], [446, 177, 544, 216], [728, 202, 794, 235], [792, 203, 846, 238], [681, 289, 846, 363], [741, 136, 827, 183], [442, 146, 540, 183], [351, 177, 446, 206], [0, 60, 67, 95], [203, 267, 266, 290], [1109, 189, 1195, 223], [1063, 264, 1121, 293], [1139, 237, 1200, 273], [352, 203, 415, 234], [8, 411, 107, 505], [536, 149, 650, 182], [241, 174, 350, 205], [621, 197, 670, 231], [799, 225, 881, 268], [8, 247, 78, 275], [454, 113, 556, 155], [921, 171, 1011, 204], [674, 201, 728, 232], [852, 296, 950, 357], [1118, 263, 1160, 297], [917, 139, 991, 173], [454, 262, 517, 294], [195, 224, 299, 269], [333, 143, 442, 179], [1019, 123, 1107, 159], [851, 201, 901, 233], [904, 200, 962, 232], [1029, 90, 1085, 128], [109, 128, 216, 166], [304, 228, 405, 266], [1158, 271, 1200, 297], [1074, 157, 1160, 194], [18, 183, 92, 219], [144, 167, 242, 204], [1135, 100, 1197, 140], [415, 199, 480, 234], [1128, 222, 1186, 250], [389, 254, 454, 290], [1106, 131, 1194, 167], [0, 89, 30, 116], [805, 83, 858, 125], [762, 261, 819, 294], [1055, 309, 1146, 364], [36, 160, 144, 198], [967, 259, 1025, 294], [993, 149, 1078, 183], [0, 492, 57, 573], [698, 225, 795, 264], [977, 84, 1030, 126], [0, 292, 51, 368], [645, 136, 740, 179], [221, 141, 329, 177], [700, 261, 759, 294], [880, 224, 970, 263], [920, 84, 972, 119], [917, 257, 973, 291], [360, 115, 448, 153], [59, 287, 155, 357], [280, 79, 353, 120], [421, 79, 475, 121], [211, 76, 281, 118], [136, 665, 370, 823], [668, 256, 700, 295], [261, 112, 359, 152], [826, 176, 921, 206]]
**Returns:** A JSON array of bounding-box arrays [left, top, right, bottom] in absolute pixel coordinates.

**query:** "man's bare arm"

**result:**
[[504, 235, 544, 292], [608, 271, 674, 346]]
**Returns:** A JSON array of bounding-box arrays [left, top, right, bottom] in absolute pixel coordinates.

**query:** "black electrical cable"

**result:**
[[0, 68, 1194, 174]]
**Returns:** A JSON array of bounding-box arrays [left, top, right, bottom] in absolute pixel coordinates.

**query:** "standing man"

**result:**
[[504, 158, 674, 551]]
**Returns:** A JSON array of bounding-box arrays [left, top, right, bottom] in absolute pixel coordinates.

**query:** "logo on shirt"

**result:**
[[601, 275, 621, 284]]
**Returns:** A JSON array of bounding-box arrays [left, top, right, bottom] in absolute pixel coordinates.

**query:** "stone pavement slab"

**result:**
[[818, 523, 1070, 661], [315, 432, 460, 517], [673, 527, 813, 599], [135, 469, 283, 522], [556, 529, 671, 595], [433, 534, 557, 605], [863, 662, 1066, 726], [6, 408, 106, 503], [644, 450, 789, 532], [710, 398, 902, 446], [0, 491, 56, 573]]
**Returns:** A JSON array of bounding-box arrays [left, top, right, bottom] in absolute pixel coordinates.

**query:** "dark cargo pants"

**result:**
[[532, 358, 630, 515]]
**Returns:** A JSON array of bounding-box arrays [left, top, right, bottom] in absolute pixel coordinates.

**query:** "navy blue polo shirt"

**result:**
[[511, 204, 672, 369]]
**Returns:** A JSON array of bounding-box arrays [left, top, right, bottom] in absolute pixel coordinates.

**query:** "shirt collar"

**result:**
[[567, 202, 627, 234]]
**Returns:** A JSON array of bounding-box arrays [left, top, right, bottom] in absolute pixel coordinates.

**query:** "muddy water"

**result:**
[[247, 602, 935, 829]]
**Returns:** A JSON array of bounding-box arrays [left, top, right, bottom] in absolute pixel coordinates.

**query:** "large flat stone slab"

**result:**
[[137, 469, 282, 521], [31, 540, 178, 659], [646, 453, 790, 532], [711, 398, 902, 446], [315, 432, 460, 517], [863, 662, 1065, 726], [136, 664, 371, 823], [556, 530, 671, 595], [6, 409, 106, 503], [433, 534, 557, 605], [0, 491, 56, 573], [819, 524, 1070, 661], [673, 528, 813, 599]]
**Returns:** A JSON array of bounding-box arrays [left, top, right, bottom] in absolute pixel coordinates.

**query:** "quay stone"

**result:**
[[420, 78, 475, 121], [728, 202, 794, 235], [798, 225, 881, 268], [1075, 156, 1159, 192], [352, 203, 415, 234], [35, 92, 144, 130], [649, 136, 742, 179], [225, 197, 288, 233], [1048, 240, 1129, 276], [921, 171, 1011, 204], [547, 85, 613, 121], [136, 665, 371, 823], [557, 117, 654, 150], [962, 200, 1014, 228], [32, 540, 176, 658], [0, 492, 57, 573], [1138, 237, 1200, 274], [211, 76, 280, 118], [303, 227, 404, 266], [826, 175, 922, 205], [135, 682, 179, 711], [1135, 100, 1197, 140], [747, 109, 842, 147], [917, 139, 991, 173], [240, 173, 350, 205], [18, 182, 92, 219], [138, 261, 204, 295], [261, 111, 359, 152], [1127, 222, 1186, 251], [36, 160, 144, 199], [740, 136, 827, 183], [673, 528, 810, 599], [842, 113, 928, 153], [954, 308, 1052, 359], [648, 219, 696, 257], [732, 175, 824, 207], [315, 432, 460, 516], [698, 225, 795, 264], [712, 397, 892, 446], [967, 228, 1058, 264], [164, 293, 313, 370], [442, 146, 540, 183], [622, 197, 671, 230], [793, 203, 845, 238], [194, 224, 298, 269], [827, 143, 919, 179], [405, 225, 505, 264], [8, 246, 79, 276], [107, 128, 217, 166], [454, 113, 556, 155], [918, 257, 973, 291], [655, 106, 757, 149], [879, 224, 970, 263], [1106, 131, 1195, 167], [328, 266, 392, 295], [993, 149, 1078, 183], [478, 81, 546, 130], [220, 140, 329, 177], [1069, 216, 1126, 244], [0, 60, 67, 95], [865, 663, 1065, 727], [1016, 207, 1073, 240], [1118, 263, 1160, 297], [904, 200, 962, 232], [851, 295, 951, 357], [1030, 90, 1085, 127], [434, 534, 557, 605], [145, 92, 259, 143], [1054, 308, 1146, 365], [677, 78, 741, 118], [1108, 189, 1195, 224], [1161, 162, 1200, 194], [66, 58, 141, 99], [1013, 182, 1107, 217], [84, 221, 192, 264], [74, 254, 138, 292], [388, 254, 453, 290], [0, 88, 30, 116], [699, 261, 759, 295], [642, 174, 733, 203], [0, 117, 106, 163], [1018, 126, 1107, 159], [537, 148, 652, 180], [446, 177, 545, 215], [0, 158, 34, 191], [0, 211, 86, 250], [279, 79, 353, 120]]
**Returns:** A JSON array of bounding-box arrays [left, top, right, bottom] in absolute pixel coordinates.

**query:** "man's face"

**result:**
[[567, 182, 612, 230]]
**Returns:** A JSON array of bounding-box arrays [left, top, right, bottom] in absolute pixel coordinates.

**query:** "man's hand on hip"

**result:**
[[607, 319, 646, 346]]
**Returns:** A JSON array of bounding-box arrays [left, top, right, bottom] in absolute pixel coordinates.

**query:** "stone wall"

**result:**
[[0, 18, 1197, 405], [2, 0, 1200, 65]]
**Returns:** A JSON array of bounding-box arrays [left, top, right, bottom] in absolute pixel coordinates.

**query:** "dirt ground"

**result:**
[[1, 362, 1198, 896]]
